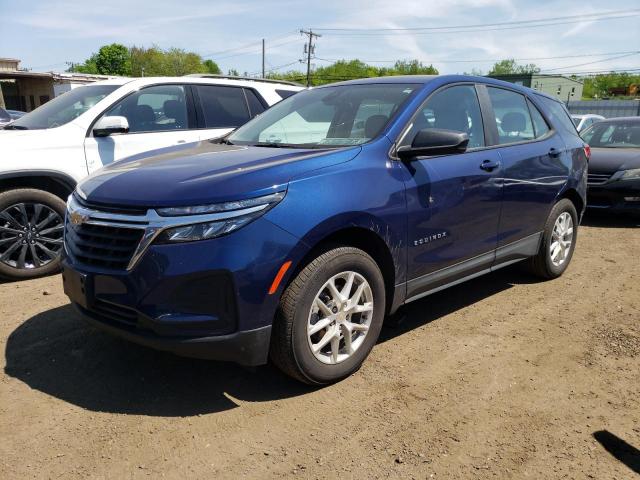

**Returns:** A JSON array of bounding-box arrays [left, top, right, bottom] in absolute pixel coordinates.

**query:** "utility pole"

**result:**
[[300, 29, 321, 87], [262, 38, 265, 78]]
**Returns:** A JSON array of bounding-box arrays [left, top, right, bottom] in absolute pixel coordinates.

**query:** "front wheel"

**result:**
[[527, 198, 578, 279], [270, 247, 386, 384], [0, 189, 66, 281]]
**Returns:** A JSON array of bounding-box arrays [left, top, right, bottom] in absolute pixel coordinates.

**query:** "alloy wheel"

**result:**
[[0, 202, 64, 270], [307, 271, 374, 365], [550, 212, 574, 267]]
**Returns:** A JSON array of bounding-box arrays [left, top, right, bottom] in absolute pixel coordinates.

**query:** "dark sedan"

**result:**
[[581, 117, 640, 213]]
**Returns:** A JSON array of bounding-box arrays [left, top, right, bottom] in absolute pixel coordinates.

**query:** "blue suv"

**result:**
[[62, 75, 588, 384]]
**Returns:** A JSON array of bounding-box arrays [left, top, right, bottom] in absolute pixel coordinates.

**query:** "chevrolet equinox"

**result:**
[[62, 75, 588, 384]]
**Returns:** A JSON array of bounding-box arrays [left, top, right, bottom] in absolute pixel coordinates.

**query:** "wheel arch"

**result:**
[[287, 225, 400, 315], [0, 171, 76, 202], [558, 188, 584, 220]]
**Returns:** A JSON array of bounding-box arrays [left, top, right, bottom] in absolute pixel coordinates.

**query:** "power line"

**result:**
[[540, 52, 640, 72], [314, 50, 640, 65], [312, 9, 640, 32], [201, 32, 298, 58], [212, 37, 302, 61], [249, 60, 301, 76], [313, 13, 640, 36]]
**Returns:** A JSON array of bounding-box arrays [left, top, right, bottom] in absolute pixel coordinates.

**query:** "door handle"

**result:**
[[479, 159, 500, 171], [549, 147, 561, 158]]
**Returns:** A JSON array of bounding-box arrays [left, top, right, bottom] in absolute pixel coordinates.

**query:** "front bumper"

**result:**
[[587, 178, 640, 212], [76, 303, 272, 365], [62, 216, 304, 366]]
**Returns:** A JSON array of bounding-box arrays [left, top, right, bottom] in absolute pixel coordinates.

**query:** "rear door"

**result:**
[[84, 84, 199, 171], [401, 84, 504, 298], [483, 86, 568, 255]]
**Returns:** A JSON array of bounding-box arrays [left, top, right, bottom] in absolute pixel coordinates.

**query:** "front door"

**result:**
[[84, 84, 200, 172], [400, 84, 503, 299]]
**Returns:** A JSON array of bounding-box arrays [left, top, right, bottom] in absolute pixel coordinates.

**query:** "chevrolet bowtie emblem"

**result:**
[[69, 210, 89, 226]]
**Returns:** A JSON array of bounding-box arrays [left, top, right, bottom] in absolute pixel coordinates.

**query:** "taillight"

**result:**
[[583, 144, 591, 161]]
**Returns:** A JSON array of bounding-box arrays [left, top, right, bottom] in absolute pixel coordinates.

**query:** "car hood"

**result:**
[[589, 147, 640, 174], [78, 140, 361, 207]]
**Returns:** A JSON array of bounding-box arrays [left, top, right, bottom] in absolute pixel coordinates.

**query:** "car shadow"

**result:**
[[581, 211, 639, 228], [379, 265, 534, 343], [4, 304, 314, 417], [4, 265, 541, 417], [593, 430, 640, 474]]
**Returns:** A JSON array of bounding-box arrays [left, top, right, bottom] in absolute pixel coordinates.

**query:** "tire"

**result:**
[[0, 188, 66, 281], [270, 247, 386, 384], [527, 198, 578, 279]]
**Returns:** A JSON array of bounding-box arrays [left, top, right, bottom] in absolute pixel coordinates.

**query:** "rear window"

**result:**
[[537, 95, 578, 137], [196, 85, 250, 128], [244, 89, 266, 117]]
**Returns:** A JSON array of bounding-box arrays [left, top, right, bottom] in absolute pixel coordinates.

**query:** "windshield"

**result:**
[[228, 83, 418, 148], [0, 108, 10, 122], [7, 84, 120, 130], [581, 121, 640, 148]]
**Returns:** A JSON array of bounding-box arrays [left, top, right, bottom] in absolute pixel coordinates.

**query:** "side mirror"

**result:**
[[397, 128, 469, 160], [93, 116, 129, 137]]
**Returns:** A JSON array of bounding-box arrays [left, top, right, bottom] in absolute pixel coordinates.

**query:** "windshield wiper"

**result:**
[[3, 124, 28, 130], [249, 142, 306, 149]]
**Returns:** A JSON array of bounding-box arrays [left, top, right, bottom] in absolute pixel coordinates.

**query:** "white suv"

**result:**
[[0, 75, 302, 280]]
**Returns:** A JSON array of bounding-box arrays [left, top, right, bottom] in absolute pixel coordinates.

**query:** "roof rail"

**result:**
[[184, 74, 303, 87]]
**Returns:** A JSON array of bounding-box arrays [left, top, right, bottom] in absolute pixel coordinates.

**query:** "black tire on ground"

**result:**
[[527, 198, 578, 279], [270, 247, 386, 384], [0, 188, 67, 281]]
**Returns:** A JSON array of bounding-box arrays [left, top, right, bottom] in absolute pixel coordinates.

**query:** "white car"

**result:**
[[571, 114, 604, 132], [0, 75, 302, 280]]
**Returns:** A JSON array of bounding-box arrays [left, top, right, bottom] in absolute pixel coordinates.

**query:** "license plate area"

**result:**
[[62, 267, 90, 309]]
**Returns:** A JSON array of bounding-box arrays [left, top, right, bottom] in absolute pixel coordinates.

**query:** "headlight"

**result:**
[[156, 192, 285, 216], [154, 191, 285, 243], [619, 168, 640, 180]]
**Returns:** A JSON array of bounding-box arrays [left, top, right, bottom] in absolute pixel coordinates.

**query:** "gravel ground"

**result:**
[[1, 213, 639, 479]]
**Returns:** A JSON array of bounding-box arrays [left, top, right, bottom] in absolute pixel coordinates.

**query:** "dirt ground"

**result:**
[[1, 213, 639, 480]]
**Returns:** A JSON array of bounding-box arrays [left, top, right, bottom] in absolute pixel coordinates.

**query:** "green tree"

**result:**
[[130, 45, 166, 76], [388, 60, 438, 75], [228, 68, 240, 76], [95, 43, 131, 75], [68, 54, 99, 74], [203, 59, 221, 74], [488, 59, 540, 75], [582, 72, 640, 99]]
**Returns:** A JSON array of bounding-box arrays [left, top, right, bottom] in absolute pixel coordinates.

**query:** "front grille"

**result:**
[[74, 194, 148, 216], [587, 173, 612, 185], [65, 219, 144, 269]]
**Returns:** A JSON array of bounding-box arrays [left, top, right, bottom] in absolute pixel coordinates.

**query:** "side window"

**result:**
[[527, 99, 550, 138], [537, 95, 579, 137], [403, 84, 485, 149], [244, 89, 266, 117], [196, 85, 249, 128], [487, 87, 535, 144], [104, 85, 188, 133]]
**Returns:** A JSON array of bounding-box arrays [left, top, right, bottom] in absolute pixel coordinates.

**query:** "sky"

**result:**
[[1, 0, 639, 76]]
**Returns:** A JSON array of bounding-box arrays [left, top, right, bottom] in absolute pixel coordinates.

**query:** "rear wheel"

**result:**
[[527, 198, 578, 279], [0, 189, 66, 281], [270, 247, 386, 384]]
